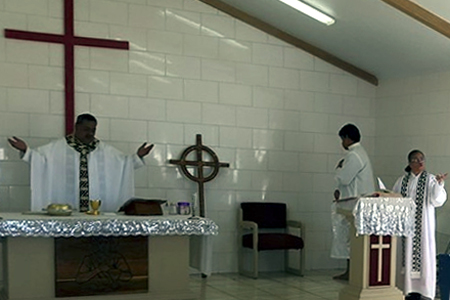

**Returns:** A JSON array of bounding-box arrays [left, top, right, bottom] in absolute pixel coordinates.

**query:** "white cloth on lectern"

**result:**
[[393, 172, 447, 299], [331, 143, 375, 259], [22, 138, 144, 212]]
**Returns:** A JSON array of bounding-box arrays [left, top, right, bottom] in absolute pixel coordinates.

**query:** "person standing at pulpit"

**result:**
[[7, 113, 154, 212], [332, 123, 375, 280], [392, 150, 447, 300]]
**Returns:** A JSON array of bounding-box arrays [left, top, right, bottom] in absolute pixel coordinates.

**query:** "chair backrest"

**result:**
[[241, 202, 287, 228]]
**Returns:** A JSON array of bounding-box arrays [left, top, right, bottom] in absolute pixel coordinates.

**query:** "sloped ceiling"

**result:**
[[210, 0, 450, 85]]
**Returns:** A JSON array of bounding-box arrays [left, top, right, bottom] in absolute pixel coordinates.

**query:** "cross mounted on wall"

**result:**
[[4, 0, 130, 135], [169, 134, 230, 217]]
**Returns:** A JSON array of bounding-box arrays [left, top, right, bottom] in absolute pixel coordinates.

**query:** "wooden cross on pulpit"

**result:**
[[169, 134, 229, 217], [4, 0, 129, 134], [369, 235, 391, 286]]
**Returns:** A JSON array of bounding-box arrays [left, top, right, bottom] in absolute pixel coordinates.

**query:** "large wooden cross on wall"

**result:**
[[4, 0, 129, 135]]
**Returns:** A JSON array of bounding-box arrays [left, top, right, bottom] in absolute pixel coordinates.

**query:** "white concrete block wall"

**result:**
[[0, 0, 377, 272], [375, 73, 450, 254], [375, 73, 450, 187]]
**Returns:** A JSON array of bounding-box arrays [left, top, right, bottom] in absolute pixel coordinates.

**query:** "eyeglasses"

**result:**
[[410, 158, 425, 163]]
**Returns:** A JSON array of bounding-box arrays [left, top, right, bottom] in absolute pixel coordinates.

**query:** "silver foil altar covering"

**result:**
[[353, 197, 416, 237], [0, 213, 218, 238]]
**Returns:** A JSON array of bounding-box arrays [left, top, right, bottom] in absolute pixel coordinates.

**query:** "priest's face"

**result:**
[[341, 137, 353, 150], [409, 153, 425, 175], [74, 120, 97, 144]]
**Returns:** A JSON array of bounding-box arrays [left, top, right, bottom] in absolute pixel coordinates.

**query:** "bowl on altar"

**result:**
[[46, 203, 73, 216]]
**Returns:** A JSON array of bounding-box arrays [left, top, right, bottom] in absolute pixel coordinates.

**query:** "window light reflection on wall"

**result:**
[[278, 0, 335, 26]]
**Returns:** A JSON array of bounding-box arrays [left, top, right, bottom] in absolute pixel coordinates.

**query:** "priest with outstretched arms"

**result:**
[[7, 113, 154, 212]]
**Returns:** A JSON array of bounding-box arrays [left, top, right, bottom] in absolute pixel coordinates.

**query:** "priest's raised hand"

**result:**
[[137, 142, 154, 158], [7, 136, 27, 152], [436, 172, 448, 184]]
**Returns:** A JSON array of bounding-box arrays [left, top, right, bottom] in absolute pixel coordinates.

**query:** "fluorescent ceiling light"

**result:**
[[278, 0, 335, 26]]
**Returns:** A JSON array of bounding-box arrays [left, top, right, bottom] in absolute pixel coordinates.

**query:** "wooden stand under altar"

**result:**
[[337, 197, 415, 300], [0, 213, 218, 300]]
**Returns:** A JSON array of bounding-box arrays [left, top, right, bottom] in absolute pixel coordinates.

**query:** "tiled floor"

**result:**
[[189, 270, 348, 300]]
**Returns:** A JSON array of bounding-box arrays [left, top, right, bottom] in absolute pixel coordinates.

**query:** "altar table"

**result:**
[[0, 213, 218, 300]]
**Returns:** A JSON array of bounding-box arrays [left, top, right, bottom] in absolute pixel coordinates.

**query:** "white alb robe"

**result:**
[[22, 138, 144, 212], [331, 142, 375, 259], [393, 172, 447, 299]]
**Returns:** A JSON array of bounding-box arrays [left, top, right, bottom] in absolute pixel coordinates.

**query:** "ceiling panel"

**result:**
[[216, 0, 450, 82]]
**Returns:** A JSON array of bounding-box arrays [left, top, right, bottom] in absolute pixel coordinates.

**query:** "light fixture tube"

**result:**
[[278, 0, 335, 26]]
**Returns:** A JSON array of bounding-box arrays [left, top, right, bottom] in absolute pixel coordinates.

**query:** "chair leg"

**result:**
[[284, 249, 288, 273], [238, 245, 243, 275], [241, 230, 259, 278], [238, 247, 258, 279], [300, 248, 305, 276], [285, 249, 304, 277], [252, 247, 258, 279]]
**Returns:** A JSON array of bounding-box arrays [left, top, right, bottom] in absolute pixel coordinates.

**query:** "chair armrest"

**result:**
[[287, 220, 302, 229], [240, 220, 258, 231]]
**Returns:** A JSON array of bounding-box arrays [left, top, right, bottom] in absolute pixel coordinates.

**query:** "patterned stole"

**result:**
[[400, 171, 427, 274], [66, 135, 98, 212]]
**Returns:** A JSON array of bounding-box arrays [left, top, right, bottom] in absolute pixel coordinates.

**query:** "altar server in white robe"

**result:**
[[392, 150, 447, 300], [332, 123, 375, 280], [7, 113, 154, 212]]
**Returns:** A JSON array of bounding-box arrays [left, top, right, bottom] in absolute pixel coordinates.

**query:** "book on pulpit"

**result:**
[[376, 177, 394, 194], [374, 177, 403, 197], [334, 177, 397, 203], [334, 196, 359, 203]]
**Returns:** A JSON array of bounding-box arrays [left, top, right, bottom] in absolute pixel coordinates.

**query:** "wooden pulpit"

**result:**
[[337, 197, 415, 300]]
